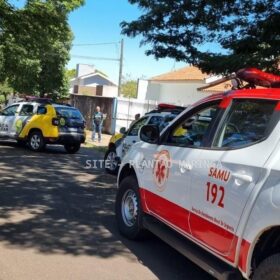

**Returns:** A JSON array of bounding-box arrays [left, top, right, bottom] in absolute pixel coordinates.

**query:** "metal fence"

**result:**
[[71, 94, 158, 135]]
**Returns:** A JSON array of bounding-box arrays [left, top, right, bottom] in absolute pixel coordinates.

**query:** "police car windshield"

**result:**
[[55, 107, 83, 120]]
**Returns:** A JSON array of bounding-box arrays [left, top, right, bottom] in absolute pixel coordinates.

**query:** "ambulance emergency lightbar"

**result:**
[[198, 68, 280, 91]]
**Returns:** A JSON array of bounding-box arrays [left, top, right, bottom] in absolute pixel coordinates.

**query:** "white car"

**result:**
[[115, 69, 280, 280], [104, 104, 185, 174]]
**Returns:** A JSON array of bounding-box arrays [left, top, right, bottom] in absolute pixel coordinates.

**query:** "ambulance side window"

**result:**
[[165, 104, 219, 148], [213, 99, 277, 148]]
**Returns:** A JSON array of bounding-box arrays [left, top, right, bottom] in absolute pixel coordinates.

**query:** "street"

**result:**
[[0, 142, 212, 280]]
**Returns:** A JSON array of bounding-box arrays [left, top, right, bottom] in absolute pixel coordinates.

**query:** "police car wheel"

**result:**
[[64, 143, 81, 154], [253, 254, 280, 280], [104, 149, 119, 175], [28, 131, 45, 152], [115, 176, 147, 240]]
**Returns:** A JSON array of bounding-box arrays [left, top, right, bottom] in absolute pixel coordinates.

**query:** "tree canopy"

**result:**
[[121, 76, 137, 98], [121, 0, 280, 75], [0, 0, 84, 97]]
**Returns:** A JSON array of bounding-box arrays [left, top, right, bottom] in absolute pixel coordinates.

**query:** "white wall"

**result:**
[[146, 81, 212, 106], [102, 86, 118, 98], [137, 79, 149, 100], [115, 97, 157, 132], [76, 64, 95, 77]]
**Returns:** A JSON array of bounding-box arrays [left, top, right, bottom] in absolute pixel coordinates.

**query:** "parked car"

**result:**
[[0, 99, 86, 153], [115, 69, 280, 280], [104, 104, 185, 174]]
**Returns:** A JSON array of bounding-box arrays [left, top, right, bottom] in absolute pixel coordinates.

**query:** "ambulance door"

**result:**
[[188, 98, 279, 258], [140, 101, 221, 235]]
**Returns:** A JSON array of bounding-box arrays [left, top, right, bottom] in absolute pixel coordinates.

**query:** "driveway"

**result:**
[[0, 142, 212, 280]]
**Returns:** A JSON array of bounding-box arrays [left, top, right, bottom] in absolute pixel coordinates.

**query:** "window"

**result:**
[[37, 106, 47, 115], [19, 104, 34, 116], [127, 117, 148, 136], [55, 107, 83, 120], [166, 104, 219, 147], [148, 116, 164, 126], [213, 99, 277, 148], [2, 105, 19, 116]]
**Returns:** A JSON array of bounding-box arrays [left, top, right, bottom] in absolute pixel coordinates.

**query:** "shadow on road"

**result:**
[[0, 142, 212, 280]]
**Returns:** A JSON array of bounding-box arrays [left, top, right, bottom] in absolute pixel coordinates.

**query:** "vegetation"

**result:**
[[0, 0, 84, 98], [121, 0, 280, 75], [121, 77, 137, 98]]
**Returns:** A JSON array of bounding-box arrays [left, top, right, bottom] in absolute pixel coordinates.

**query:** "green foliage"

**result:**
[[0, 0, 84, 97], [0, 79, 13, 104], [122, 0, 280, 75], [121, 78, 137, 98], [66, 69, 77, 80]]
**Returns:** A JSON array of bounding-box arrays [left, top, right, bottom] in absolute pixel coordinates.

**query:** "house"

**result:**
[[138, 66, 231, 106], [69, 64, 118, 98]]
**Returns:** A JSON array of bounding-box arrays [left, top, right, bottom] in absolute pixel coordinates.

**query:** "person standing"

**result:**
[[92, 106, 103, 142]]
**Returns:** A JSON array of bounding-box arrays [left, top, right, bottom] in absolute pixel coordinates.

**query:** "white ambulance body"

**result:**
[[115, 83, 280, 280]]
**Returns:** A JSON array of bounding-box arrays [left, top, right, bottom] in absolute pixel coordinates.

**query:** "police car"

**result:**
[[104, 104, 185, 174], [115, 68, 280, 280], [0, 99, 86, 153]]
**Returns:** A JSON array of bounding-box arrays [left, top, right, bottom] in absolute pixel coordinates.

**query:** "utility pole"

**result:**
[[118, 39, 124, 97]]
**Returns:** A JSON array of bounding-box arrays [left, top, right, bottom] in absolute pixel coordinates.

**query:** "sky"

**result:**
[[9, 0, 186, 84]]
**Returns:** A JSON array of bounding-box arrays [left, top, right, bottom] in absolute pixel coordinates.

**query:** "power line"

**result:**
[[71, 54, 120, 62], [73, 42, 120, 47]]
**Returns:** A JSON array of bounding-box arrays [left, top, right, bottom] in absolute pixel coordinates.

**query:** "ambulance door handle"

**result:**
[[232, 173, 253, 183]]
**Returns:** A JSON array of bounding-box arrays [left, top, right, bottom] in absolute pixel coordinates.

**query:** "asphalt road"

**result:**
[[0, 142, 213, 280]]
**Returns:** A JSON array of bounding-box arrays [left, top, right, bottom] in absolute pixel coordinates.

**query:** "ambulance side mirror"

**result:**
[[140, 125, 160, 144]]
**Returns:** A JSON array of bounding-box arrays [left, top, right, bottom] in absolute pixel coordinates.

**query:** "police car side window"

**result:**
[[127, 117, 148, 136], [19, 105, 34, 116], [2, 105, 19, 116], [37, 106, 47, 115], [166, 105, 218, 147], [148, 116, 163, 126], [213, 99, 277, 148]]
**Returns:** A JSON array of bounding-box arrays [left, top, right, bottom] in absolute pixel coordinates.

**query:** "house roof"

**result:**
[[201, 81, 233, 92], [71, 71, 117, 87], [150, 66, 208, 82]]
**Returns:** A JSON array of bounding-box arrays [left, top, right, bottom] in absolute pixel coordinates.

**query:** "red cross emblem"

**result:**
[[153, 150, 170, 191]]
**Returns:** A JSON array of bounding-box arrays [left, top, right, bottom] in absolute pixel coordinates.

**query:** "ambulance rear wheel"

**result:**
[[115, 176, 147, 240], [253, 254, 280, 280]]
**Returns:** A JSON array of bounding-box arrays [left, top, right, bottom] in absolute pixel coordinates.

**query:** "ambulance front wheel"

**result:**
[[115, 175, 147, 240]]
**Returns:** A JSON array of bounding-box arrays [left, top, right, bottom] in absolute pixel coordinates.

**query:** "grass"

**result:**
[[83, 142, 108, 154]]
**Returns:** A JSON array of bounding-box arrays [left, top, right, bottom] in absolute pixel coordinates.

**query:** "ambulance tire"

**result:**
[[253, 254, 280, 280], [115, 176, 147, 240], [28, 130, 45, 152]]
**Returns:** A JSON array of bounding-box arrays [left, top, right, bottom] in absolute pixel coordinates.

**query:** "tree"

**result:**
[[121, 0, 280, 75], [0, 0, 84, 97], [121, 78, 137, 98]]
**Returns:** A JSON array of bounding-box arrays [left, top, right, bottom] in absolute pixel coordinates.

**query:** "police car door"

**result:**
[[0, 104, 20, 138], [188, 98, 279, 258], [13, 104, 35, 137], [139, 101, 221, 235], [122, 116, 149, 157]]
